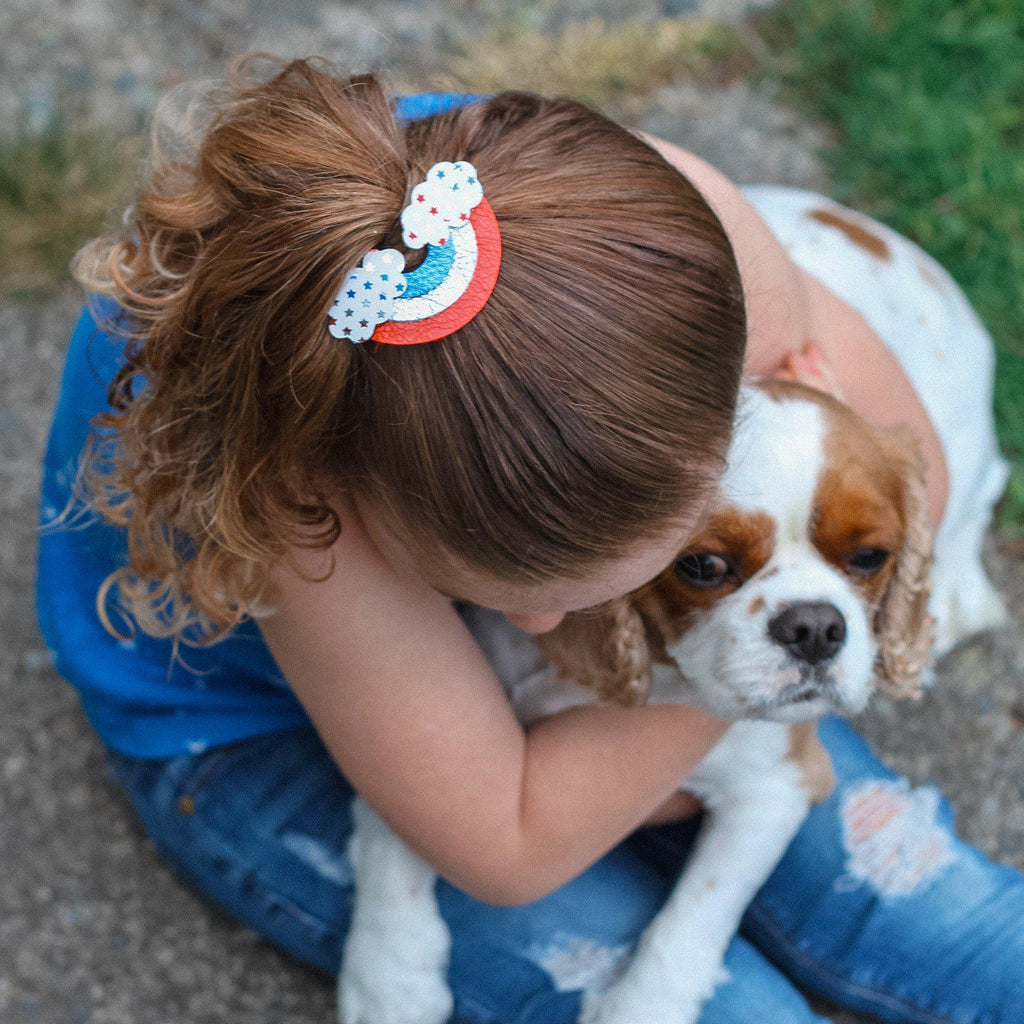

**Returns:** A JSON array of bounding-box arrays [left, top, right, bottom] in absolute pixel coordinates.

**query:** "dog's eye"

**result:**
[[847, 547, 890, 575], [674, 552, 736, 588]]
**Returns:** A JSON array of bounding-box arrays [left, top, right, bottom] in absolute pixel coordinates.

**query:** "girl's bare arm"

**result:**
[[257, 495, 728, 907], [639, 133, 949, 529]]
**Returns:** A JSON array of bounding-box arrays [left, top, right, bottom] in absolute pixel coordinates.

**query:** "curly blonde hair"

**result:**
[[67, 54, 746, 647]]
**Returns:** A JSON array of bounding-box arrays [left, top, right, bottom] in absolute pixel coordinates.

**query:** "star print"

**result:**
[[409, 232, 417, 240], [381, 273, 389, 281], [416, 193, 425, 203], [377, 309, 386, 317], [437, 170, 445, 178], [346, 289, 356, 298], [379, 293, 387, 300], [396, 281, 405, 292], [343, 326, 351, 335], [459, 212, 468, 221], [362, 298, 371, 308], [439, 237, 446, 245], [467, 176, 476, 184], [452, 182, 459, 191], [328, 316, 336, 325], [359, 319, 368, 328], [363, 281, 373, 290], [345, 308, 353, 316], [429, 206, 438, 215]]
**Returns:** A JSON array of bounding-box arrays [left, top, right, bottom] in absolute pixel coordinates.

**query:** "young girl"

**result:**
[[37, 55, 1022, 1024]]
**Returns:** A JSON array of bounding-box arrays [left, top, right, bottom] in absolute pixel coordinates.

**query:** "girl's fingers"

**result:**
[[772, 342, 845, 400]]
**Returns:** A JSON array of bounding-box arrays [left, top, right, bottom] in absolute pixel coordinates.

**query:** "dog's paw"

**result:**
[[338, 962, 453, 1024], [579, 988, 701, 1024], [577, 960, 730, 1024], [338, 932, 453, 1024]]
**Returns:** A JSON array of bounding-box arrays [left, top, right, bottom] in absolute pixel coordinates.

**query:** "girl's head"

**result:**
[[73, 55, 746, 643]]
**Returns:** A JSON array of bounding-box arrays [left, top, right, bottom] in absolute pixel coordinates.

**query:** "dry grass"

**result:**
[[442, 15, 742, 111]]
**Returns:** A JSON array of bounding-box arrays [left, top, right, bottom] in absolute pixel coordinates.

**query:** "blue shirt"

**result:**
[[35, 92, 479, 758]]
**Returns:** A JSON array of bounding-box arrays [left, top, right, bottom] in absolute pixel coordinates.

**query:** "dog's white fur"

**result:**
[[336, 187, 1010, 1024]]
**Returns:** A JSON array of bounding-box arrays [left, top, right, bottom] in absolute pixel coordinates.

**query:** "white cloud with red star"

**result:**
[[400, 161, 483, 249]]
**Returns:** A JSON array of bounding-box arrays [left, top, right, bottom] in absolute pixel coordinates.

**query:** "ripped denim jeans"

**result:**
[[107, 714, 1024, 1024]]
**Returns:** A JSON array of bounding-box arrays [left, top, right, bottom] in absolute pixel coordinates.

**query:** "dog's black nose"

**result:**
[[768, 602, 847, 664]]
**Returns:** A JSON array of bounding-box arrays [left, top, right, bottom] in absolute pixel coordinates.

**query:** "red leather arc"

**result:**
[[371, 199, 502, 346]]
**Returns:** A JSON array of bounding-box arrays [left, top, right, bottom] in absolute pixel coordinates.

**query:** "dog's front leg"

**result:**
[[579, 771, 811, 1024], [338, 796, 454, 1024]]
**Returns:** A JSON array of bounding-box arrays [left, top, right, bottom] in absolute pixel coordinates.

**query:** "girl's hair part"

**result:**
[[70, 54, 746, 645]]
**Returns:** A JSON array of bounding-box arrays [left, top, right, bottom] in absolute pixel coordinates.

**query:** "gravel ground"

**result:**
[[1, 2, 1020, 1022], [1, 0, 684, 138]]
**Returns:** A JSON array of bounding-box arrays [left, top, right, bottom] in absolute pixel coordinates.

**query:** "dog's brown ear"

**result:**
[[873, 426, 936, 699], [535, 597, 652, 706]]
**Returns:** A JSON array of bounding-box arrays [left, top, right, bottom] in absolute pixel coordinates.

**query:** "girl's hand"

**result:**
[[771, 341, 845, 400]]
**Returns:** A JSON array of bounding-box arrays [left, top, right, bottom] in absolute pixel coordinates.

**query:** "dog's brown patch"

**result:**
[[813, 402, 907, 607], [638, 507, 777, 643], [810, 208, 891, 261], [788, 722, 836, 804], [914, 256, 946, 292], [808, 393, 934, 700]]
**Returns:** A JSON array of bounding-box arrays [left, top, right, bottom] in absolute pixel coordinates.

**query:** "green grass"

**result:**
[[0, 114, 142, 301], [752, 0, 1024, 532]]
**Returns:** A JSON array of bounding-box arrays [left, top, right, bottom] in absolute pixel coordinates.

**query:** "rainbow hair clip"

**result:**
[[328, 161, 502, 346]]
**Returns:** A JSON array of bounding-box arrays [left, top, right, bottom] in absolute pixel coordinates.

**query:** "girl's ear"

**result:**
[[535, 597, 652, 706], [873, 426, 936, 699]]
